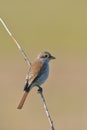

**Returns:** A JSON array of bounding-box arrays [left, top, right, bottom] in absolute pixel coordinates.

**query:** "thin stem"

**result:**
[[0, 17, 55, 130], [39, 90, 55, 130], [0, 18, 31, 66]]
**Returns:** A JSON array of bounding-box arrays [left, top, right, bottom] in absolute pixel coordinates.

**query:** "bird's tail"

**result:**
[[17, 80, 31, 109], [17, 91, 29, 109]]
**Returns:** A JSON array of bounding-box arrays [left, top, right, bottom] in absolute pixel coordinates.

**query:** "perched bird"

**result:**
[[17, 51, 55, 109]]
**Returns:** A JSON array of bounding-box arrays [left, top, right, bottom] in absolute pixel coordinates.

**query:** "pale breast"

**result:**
[[36, 62, 49, 85]]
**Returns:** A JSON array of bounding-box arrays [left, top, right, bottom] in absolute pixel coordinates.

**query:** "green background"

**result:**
[[0, 0, 87, 130]]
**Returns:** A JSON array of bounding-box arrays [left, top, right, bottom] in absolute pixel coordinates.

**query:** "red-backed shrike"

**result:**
[[17, 51, 55, 109]]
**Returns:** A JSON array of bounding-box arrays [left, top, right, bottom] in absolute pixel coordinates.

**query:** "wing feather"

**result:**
[[28, 60, 43, 86]]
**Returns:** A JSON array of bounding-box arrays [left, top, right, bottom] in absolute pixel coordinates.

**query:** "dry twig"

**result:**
[[0, 18, 31, 66], [0, 18, 55, 130], [38, 90, 55, 130]]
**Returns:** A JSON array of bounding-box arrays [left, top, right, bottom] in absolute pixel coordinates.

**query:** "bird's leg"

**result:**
[[37, 85, 43, 93]]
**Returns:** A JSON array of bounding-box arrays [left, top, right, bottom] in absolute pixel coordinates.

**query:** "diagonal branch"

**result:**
[[39, 90, 55, 130], [0, 18, 31, 66], [0, 17, 55, 130]]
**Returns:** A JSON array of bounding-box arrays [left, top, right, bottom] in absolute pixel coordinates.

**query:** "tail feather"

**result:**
[[17, 91, 29, 109]]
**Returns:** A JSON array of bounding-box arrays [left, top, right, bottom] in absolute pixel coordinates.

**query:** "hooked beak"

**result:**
[[50, 55, 56, 60]]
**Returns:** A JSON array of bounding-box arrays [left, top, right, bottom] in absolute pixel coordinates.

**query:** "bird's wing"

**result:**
[[28, 60, 43, 86]]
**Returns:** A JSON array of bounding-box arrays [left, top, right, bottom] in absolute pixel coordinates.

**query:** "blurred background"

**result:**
[[0, 0, 87, 130]]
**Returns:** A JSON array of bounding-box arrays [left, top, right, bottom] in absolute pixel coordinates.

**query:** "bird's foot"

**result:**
[[37, 86, 43, 93]]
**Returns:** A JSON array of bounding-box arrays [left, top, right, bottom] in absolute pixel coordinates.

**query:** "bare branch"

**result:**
[[0, 17, 55, 130], [38, 90, 55, 130], [0, 18, 31, 66]]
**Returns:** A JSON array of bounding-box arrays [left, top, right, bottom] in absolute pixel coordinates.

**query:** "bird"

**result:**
[[17, 51, 55, 109]]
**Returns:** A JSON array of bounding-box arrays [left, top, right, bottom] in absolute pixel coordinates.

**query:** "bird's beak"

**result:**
[[50, 55, 56, 60]]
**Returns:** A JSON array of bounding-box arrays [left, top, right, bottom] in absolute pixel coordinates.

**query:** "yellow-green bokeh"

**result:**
[[0, 0, 87, 130]]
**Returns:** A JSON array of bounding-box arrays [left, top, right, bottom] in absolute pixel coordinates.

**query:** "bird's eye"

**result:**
[[41, 54, 49, 58], [44, 54, 48, 58]]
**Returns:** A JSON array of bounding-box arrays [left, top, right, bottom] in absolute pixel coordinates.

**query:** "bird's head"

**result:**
[[37, 51, 55, 62]]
